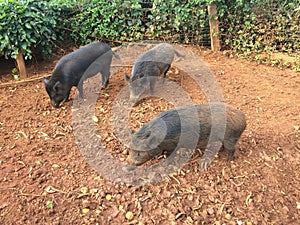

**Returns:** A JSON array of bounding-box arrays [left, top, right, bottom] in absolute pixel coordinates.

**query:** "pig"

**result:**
[[126, 103, 246, 170], [43, 41, 119, 108], [125, 43, 184, 105]]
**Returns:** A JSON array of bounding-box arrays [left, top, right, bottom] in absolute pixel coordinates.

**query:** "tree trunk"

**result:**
[[208, 3, 221, 51], [16, 52, 27, 79]]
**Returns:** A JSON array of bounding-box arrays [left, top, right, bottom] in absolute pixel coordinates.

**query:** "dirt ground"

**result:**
[[0, 45, 299, 225]]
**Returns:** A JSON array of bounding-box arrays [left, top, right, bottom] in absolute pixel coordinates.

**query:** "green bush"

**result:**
[[68, 0, 210, 45], [69, 0, 145, 44], [218, 0, 300, 69], [0, 0, 299, 70], [146, 0, 209, 44], [0, 0, 71, 60]]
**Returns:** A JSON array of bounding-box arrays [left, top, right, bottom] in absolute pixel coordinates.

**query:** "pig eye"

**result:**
[[144, 130, 151, 138]]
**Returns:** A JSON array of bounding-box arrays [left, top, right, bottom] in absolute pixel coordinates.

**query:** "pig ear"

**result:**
[[124, 73, 130, 82], [53, 81, 62, 91]]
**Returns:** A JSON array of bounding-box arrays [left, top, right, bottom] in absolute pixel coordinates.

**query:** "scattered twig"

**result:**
[[45, 185, 66, 194], [257, 96, 263, 102], [264, 162, 273, 168], [244, 160, 252, 165], [245, 192, 252, 206], [18, 131, 28, 139], [77, 193, 91, 199], [169, 173, 181, 185], [175, 212, 185, 220], [230, 179, 244, 187], [218, 202, 226, 215], [0, 187, 17, 191], [123, 219, 139, 225], [233, 175, 246, 179], [182, 188, 196, 194], [0, 75, 48, 88], [17, 190, 42, 197], [17, 160, 26, 167]]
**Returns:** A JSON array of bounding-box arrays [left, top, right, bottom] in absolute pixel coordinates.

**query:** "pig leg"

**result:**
[[223, 137, 239, 160], [148, 67, 160, 95], [77, 79, 84, 98], [162, 65, 171, 79], [149, 77, 156, 95], [161, 65, 170, 84], [100, 51, 113, 89], [198, 141, 223, 171], [64, 91, 72, 102], [100, 66, 111, 89]]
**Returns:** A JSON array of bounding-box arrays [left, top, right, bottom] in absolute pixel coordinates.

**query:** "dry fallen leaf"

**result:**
[[106, 194, 112, 201], [92, 115, 99, 123], [118, 205, 124, 212], [225, 213, 231, 220], [45, 185, 61, 194], [207, 208, 214, 215], [52, 164, 60, 168], [125, 211, 134, 220], [80, 187, 89, 194], [82, 208, 89, 214]]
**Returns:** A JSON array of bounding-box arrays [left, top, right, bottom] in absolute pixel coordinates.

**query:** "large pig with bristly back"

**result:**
[[127, 103, 246, 170]]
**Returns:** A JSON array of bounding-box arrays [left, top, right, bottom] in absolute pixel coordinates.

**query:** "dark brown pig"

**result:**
[[125, 43, 184, 105], [127, 103, 246, 170], [43, 42, 119, 108]]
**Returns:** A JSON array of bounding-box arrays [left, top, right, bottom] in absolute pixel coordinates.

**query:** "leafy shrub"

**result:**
[[69, 0, 145, 44], [146, 0, 209, 44], [0, 0, 299, 70], [218, 0, 300, 69], [68, 0, 210, 45], [0, 0, 71, 60]]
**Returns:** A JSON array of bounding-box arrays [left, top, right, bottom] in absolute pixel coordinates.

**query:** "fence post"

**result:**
[[16, 52, 27, 79], [208, 2, 221, 51]]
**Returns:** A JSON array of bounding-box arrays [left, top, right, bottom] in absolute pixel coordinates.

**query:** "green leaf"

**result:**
[[24, 23, 32, 29], [46, 200, 53, 209]]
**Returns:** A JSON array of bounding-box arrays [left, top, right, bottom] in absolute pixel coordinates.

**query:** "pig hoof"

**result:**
[[101, 82, 109, 89], [198, 158, 212, 171], [122, 165, 137, 172]]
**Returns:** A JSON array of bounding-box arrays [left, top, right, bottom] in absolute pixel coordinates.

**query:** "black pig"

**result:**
[[43, 42, 119, 108], [127, 103, 246, 170], [125, 43, 183, 105]]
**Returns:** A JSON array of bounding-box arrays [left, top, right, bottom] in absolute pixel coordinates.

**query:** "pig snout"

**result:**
[[126, 155, 138, 165], [50, 97, 67, 108], [129, 95, 140, 106], [50, 99, 60, 108], [126, 150, 151, 166]]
